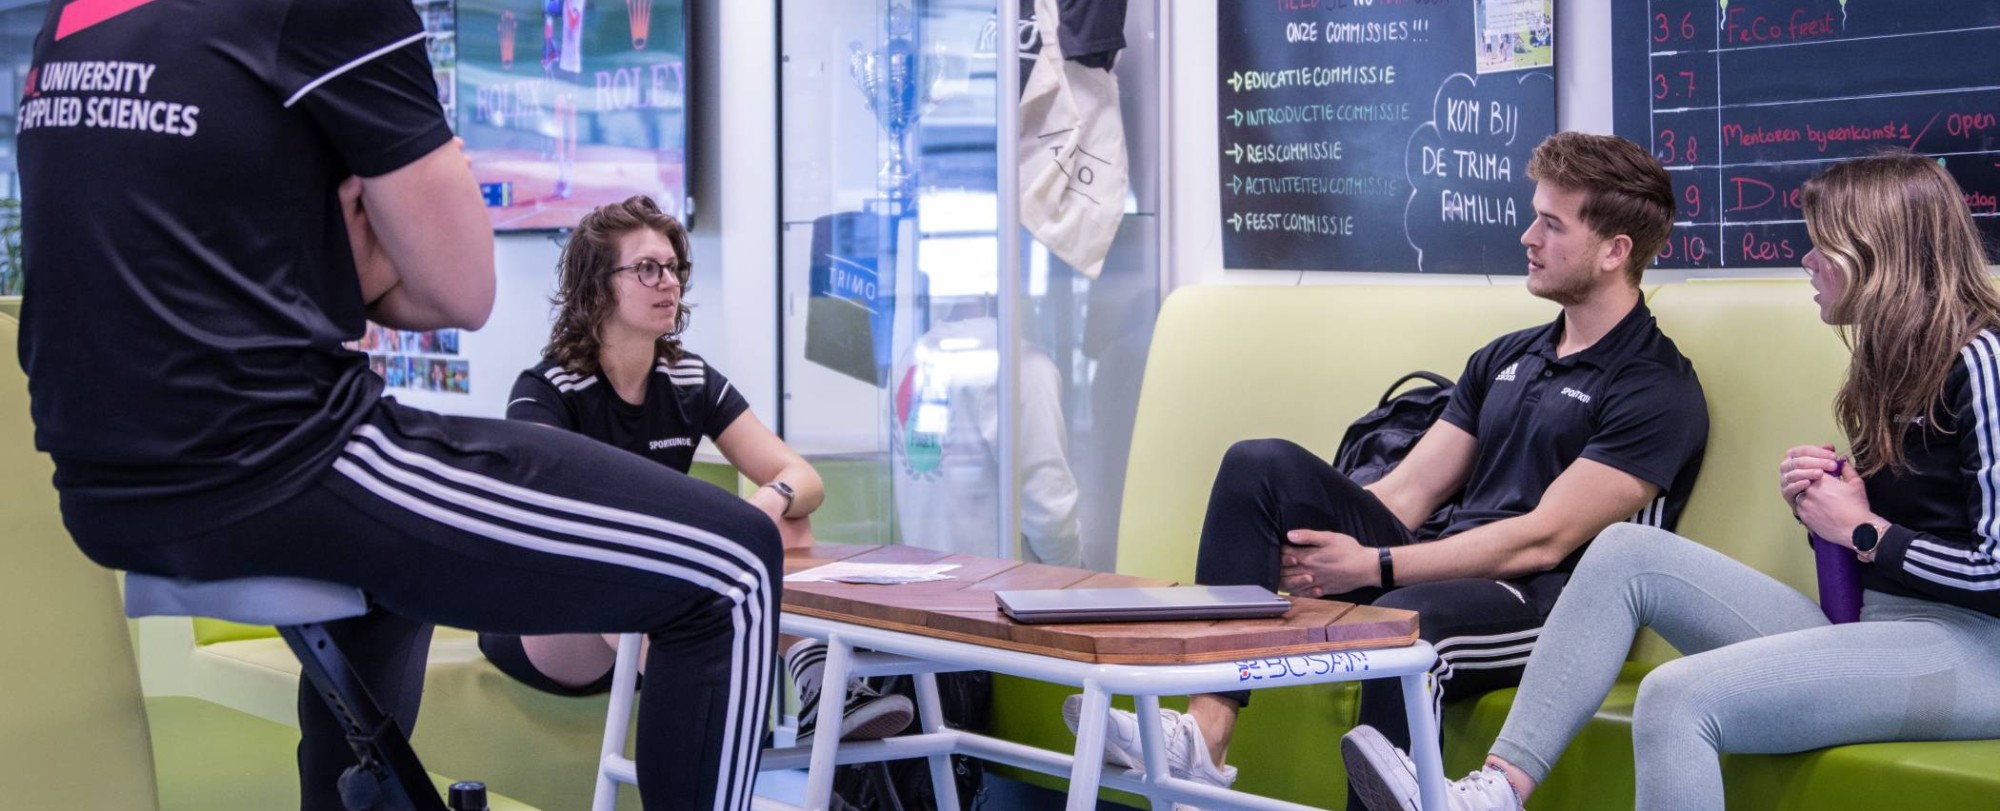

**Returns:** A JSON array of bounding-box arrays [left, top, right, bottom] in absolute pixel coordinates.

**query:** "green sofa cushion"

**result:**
[[192, 617, 281, 645], [1, 310, 161, 811]]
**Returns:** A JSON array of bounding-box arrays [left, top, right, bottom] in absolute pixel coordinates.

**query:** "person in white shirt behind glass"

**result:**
[[891, 298, 1083, 567]]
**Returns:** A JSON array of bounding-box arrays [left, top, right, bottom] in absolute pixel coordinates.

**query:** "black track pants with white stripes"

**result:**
[[76, 401, 782, 811], [1191, 439, 1565, 810]]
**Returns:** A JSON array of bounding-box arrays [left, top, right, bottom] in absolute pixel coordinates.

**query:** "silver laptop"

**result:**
[[995, 585, 1292, 624]]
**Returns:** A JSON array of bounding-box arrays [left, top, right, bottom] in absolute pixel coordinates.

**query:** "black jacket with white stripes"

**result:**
[[505, 352, 750, 474], [1865, 331, 2000, 618]]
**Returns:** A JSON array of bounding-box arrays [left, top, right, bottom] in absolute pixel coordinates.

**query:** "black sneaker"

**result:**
[[786, 639, 916, 745]]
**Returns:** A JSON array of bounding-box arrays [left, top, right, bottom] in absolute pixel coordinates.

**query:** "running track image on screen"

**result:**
[[456, 0, 690, 231]]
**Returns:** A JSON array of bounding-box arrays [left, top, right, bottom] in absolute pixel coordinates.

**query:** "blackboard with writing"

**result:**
[[1217, 0, 1557, 273], [1612, 0, 2000, 269]]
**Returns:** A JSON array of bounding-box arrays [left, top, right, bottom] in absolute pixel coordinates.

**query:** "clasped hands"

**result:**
[[1779, 443, 1879, 547], [1278, 528, 1378, 598]]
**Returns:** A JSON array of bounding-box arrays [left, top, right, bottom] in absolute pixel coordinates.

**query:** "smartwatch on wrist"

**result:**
[[765, 481, 797, 518], [1377, 547, 1396, 590], [1851, 521, 1880, 562]]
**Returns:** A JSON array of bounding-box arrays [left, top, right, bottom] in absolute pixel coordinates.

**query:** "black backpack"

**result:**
[[828, 671, 989, 811], [1333, 371, 1455, 487]]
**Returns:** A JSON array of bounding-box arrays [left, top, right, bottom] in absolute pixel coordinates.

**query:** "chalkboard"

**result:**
[[1217, 0, 1557, 273], [1612, 0, 2000, 269]]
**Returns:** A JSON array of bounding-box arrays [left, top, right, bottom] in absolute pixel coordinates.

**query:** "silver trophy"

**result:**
[[849, 4, 941, 207]]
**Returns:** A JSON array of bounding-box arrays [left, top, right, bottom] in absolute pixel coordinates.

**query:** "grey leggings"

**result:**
[[1490, 524, 2000, 810]]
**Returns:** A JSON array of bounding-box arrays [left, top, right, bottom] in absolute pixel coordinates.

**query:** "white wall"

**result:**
[[702, 0, 781, 428], [425, 0, 781, 426], [1167, 0, 1618, 289]]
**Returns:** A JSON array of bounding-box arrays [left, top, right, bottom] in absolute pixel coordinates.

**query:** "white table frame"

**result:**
[[592, 613, 1448, 811]]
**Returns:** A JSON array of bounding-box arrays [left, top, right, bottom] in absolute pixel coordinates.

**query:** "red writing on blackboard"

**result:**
[[1805, 120, 1910, 153], [1740, 231, 1798, 262], [1965, 192, 1998, 214], [1722, 123, 1801, 148], [1947, 112, 1997, 138], [1728, 177, 1803, 214], [1724, 8, 1836, 46], [1658, 233, 1708, 263], [1653, 11, 1696, 44]]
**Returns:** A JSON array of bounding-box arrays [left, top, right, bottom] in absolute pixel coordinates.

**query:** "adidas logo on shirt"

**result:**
[[1496, 362, 1518, 382]]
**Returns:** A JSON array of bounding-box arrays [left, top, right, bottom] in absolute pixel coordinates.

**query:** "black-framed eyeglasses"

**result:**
[[613, 258, 686, 290]]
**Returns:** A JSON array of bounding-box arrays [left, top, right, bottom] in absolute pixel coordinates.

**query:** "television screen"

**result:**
[[455, 0, 690, 231]]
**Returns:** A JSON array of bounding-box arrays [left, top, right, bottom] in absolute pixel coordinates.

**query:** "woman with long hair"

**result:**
[[477, 196, 912, 743], [1341, 151, 2000, 810]]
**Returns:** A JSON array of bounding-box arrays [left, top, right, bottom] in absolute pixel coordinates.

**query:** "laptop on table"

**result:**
[[995, 585, 1292, 624]]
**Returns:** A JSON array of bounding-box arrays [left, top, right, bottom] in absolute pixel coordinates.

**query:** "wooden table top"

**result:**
[[782, 544, 1419, 665]]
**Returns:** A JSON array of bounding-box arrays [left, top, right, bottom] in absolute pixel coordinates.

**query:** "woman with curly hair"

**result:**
[[477, 196, 912, 743]]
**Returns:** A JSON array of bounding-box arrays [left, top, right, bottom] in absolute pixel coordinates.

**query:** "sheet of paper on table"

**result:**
[[785, 562, 962, 585]]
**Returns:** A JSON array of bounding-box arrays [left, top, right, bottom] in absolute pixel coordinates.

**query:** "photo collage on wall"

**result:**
[[417, 0, 458, 124], [349, 324, 472, 395]]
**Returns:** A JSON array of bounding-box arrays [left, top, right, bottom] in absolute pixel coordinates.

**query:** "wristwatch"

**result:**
[[1851, 521, 1880, 562], [764, 480, 797, 518]]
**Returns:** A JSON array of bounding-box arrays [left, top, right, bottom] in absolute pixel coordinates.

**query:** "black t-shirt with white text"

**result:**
[[15, 0, 453, 537], [507, 353, 751, 474]]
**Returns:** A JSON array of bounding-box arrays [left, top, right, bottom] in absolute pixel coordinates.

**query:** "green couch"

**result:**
[[0, 310, 538, 811], [991, 281, 2000, 809]]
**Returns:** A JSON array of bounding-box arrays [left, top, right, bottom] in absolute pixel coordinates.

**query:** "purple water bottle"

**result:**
[[1807, 459, 1864, 624]]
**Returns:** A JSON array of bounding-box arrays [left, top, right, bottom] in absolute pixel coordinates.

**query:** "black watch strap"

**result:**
[[1378, 547, 1396, 590]]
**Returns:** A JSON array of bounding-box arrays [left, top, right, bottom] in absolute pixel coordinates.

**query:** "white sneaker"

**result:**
[[1060, 695, 1190, 772], [1168, 709, 1238, 811], [1059, 695, 1238, 807], [1341, 725, 1521, 811]]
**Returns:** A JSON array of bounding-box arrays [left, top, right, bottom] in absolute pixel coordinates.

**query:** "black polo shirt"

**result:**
[[16, 0, 452, 538], [1434, 299, 1708, 571], [506, 352, 750, 474]]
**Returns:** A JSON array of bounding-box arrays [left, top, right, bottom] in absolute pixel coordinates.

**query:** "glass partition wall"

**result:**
[[779, 0, 1160, 571], [0, 4, 41, 297]]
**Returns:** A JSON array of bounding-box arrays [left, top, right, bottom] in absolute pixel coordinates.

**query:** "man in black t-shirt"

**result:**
[[1062, 134, 1709, 811], [16, 3, 778, 810]]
